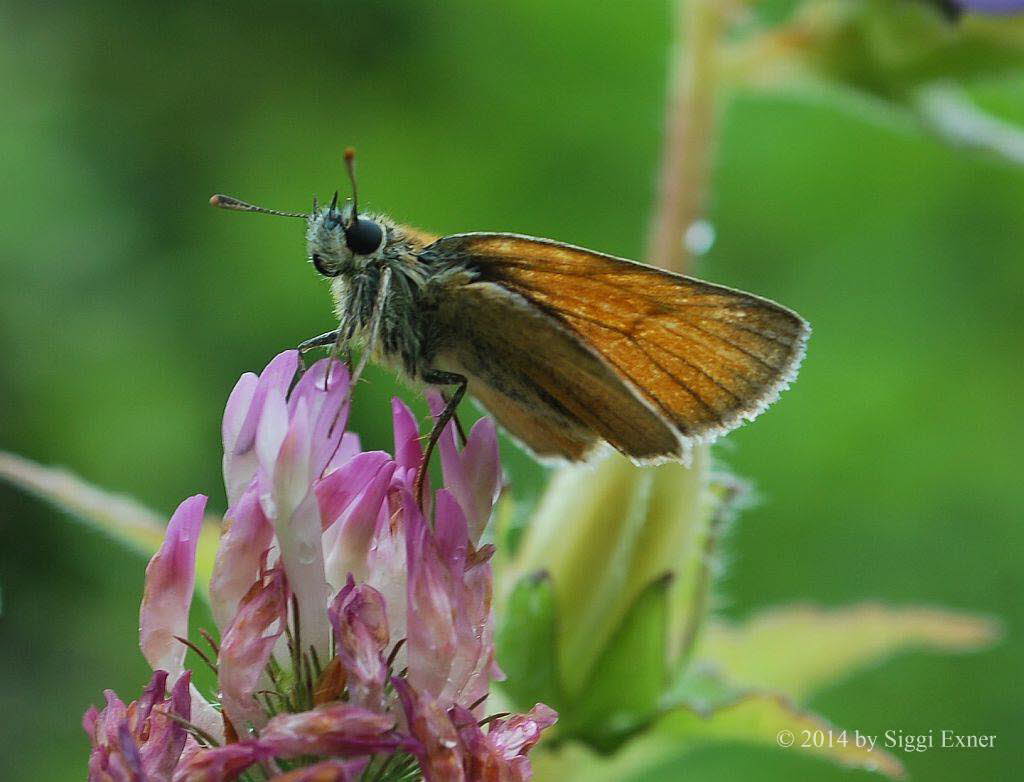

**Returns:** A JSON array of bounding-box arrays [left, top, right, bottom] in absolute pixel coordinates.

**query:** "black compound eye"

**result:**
[[311, 252, 340, 277], [344, 218, 384, 255]]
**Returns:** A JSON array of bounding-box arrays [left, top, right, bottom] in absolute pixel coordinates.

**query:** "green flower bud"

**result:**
[[498, 448, 743, 750]]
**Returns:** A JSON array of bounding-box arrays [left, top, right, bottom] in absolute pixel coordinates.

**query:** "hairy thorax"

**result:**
[[325, 221, 473, 382]]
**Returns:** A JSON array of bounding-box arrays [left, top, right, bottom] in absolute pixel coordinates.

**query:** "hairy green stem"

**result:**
[[646, 0, 726, 275]]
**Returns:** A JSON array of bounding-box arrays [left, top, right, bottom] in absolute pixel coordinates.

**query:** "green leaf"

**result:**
[[694, 602, 1000, 700], [728, 2, 1024, 105], [1, 450, 166, 551], [0, 449, 221, 598], [912, 82, 1024, 168], [664, 663, 745, 714], [495, 571, 563, 712], [660, 668, 907, 776], [538, 602, 999, 780], [529, 740, 627, 782], [528, 691, 905, 781], [531, 691, 906, 782], [564, 574, 672, 751], [655, 691, 906, 779]]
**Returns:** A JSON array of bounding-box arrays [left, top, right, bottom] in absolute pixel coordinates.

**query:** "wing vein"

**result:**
[[548, 307, 729, 418], [659, 320, 782, 373]]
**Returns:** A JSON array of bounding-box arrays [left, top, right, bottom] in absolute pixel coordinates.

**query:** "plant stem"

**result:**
[[646, 0, 726, 275], [646, 0, 728, 671]]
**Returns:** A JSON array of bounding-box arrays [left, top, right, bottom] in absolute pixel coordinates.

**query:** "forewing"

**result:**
[[428, 233, 810, 442], [431, 278, 682, 463]]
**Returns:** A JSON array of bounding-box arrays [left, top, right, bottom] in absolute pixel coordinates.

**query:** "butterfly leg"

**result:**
[[298, 330, 343, 371], [441, 390, 469, 446], [299, 330, 340, 352], [414, 369, 468, 511]]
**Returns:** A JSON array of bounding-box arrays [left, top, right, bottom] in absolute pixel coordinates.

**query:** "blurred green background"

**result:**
[[1, 1, 1021, 780]]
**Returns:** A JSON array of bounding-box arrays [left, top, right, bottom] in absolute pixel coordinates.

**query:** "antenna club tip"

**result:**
[[343, 147, 356, 162]]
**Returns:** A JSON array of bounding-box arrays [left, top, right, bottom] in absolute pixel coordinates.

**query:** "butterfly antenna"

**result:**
[[343, 147, 359, 226], [209, 194, 307, 219]]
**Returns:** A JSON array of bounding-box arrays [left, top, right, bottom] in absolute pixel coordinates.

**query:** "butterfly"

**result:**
[[212, 149, 809, 501]]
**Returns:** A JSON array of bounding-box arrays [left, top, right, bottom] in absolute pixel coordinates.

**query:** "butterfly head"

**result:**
[[306, 191, 389, 278]]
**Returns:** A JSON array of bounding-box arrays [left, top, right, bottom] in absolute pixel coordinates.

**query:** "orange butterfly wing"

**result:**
[[429, 273, 683, 463], [429, 233, 809, 449]]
